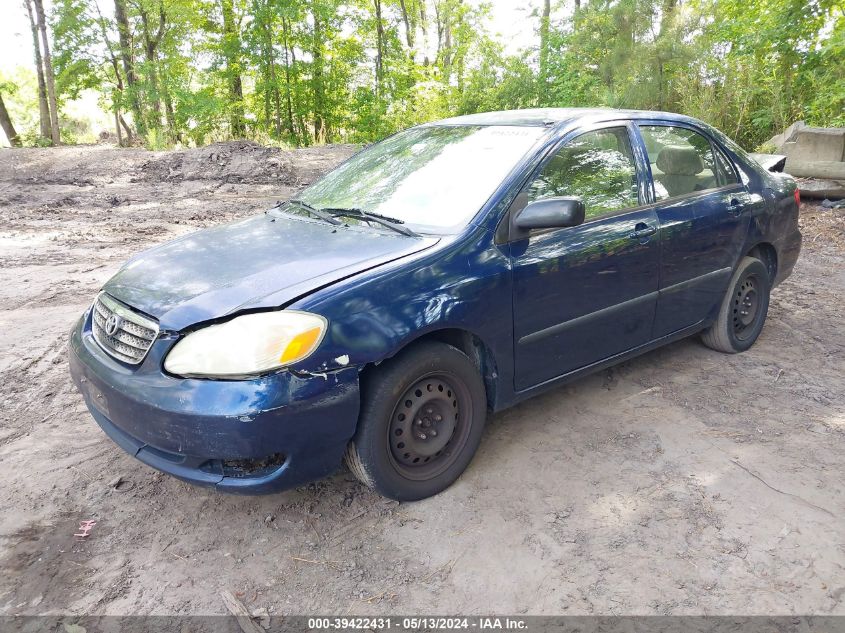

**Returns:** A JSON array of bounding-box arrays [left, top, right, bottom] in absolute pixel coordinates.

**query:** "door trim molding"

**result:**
[[660, 267, 732, 296], [517, 266, 731, 348], [512, 319, 707, 399], [518, 291, 658, 346]]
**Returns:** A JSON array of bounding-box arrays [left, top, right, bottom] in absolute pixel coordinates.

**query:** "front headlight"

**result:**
[[164, 311, 327, 378]]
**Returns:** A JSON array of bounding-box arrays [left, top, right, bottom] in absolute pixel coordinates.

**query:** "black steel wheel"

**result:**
[[732, 274, 762, 342], [345, 341, 487, 501], [387, 373, 472, 481], [702, 256, 771, 353]]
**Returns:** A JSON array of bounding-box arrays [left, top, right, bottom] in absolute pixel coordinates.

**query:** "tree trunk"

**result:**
[[281, 17, 295, 138], [659, 0, 678, 34], [257, 0, 280, 137], [0, 93, 21, 147], [93, 0, 132, 145], [119, 114, 133, 141], [538, 0, 551, 101], [258, 3, 271, 131], [162, 76, 179, 142], [374, 0, 385, 96], [140, 3, 167, 131], [266, 23, 282, 138], [286, 23, 306, 141], [419, 0, 429, 65], [33, 0, 60, 145], [399, 0, 414, 48], [434, 1, 451, 81], [221, 0, 246, 138], [114, 107, 123, 145], [656, 0, 678, 110], [24, 0, 51, 141], [114, 0, 145, 137], [262, 53, 272, 131], [312, 8, 325, 142], [443, 20, 451, 80], [143, 53, 162, 131]]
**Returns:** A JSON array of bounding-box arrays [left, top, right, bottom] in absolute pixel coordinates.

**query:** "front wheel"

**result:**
[[345, 341, 487, 501], [701, 256, 771, 353]]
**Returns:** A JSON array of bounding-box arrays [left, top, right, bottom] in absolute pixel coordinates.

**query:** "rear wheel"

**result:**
[[345, 341, 487, 501], [701, 256, 771, 353]]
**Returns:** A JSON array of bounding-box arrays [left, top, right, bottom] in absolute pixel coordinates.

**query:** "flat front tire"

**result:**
[[345, 341, 487, 501], [701, 256, 771, 353]]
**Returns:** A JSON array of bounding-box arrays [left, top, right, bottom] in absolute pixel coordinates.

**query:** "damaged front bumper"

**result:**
[[68, 308, 360, 494]]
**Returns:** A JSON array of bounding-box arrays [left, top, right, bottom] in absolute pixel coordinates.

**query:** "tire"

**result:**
[[345, 341, 487, 501], [701, 256, 771, 353]]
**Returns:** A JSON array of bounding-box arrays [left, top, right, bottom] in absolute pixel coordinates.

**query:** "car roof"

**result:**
[[431, 107, 701, 128]]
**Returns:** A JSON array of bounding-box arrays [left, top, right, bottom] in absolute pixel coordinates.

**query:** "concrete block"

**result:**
[[782, 127, 845, 163], [798, 178, 845, 200], [785, 160, 845, 180], [765, 120, 805, 152]]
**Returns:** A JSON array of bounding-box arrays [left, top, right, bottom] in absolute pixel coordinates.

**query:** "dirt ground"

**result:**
[[0, 142, 843, 618]]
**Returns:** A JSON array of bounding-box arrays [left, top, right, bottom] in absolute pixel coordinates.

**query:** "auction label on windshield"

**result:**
[[308, 617, 528, 631]]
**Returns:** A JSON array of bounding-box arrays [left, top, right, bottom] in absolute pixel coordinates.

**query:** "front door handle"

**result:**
[[629, 223, 657, 239], [727, 198, 746, 216]]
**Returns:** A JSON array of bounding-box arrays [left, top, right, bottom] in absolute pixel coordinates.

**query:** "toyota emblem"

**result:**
[[104, 314, 123, 336]]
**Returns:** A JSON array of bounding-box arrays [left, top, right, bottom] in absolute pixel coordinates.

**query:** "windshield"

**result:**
[[296, 125, 546, 232]]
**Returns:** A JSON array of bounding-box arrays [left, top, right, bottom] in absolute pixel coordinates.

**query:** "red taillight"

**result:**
[[794, 188, 801, 206]]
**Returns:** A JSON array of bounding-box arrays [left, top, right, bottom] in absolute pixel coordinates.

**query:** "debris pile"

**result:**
[[139, 140, 296, 185]]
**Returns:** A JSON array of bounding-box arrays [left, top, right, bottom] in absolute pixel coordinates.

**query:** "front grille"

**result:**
[[91, 292, 159, 364]]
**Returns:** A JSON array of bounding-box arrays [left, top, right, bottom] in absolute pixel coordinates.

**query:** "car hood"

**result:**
[[104, 213, 439, 330]]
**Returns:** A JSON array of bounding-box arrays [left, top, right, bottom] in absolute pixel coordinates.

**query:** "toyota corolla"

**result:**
[[69, 108, 802, 500]]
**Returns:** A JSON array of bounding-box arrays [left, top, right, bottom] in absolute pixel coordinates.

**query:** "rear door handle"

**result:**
[[629, 223, 657, 239]]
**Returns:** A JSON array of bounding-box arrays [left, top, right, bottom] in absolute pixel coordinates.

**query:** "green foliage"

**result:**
[[802, 12, 845, 127], [12, 0, 840, 149], [0, 69, 41, 144], [679, 0, 842, 147]]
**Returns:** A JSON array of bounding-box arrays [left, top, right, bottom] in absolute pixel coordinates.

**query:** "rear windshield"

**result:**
[[297, 125, 546, 232]]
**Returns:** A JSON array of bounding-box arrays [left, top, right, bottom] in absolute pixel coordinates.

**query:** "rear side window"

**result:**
[[713, 147, 740, 186], [640, 125, 722, 200], [526, 127, 639, 220]]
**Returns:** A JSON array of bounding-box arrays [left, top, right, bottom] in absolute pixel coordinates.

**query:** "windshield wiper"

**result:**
[[324, 207, 419, 237], [324, 207, 406, 224], [275, 199, 342, 226]]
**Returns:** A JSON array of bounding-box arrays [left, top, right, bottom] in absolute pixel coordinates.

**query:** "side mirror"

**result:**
[[514, 197, 586, 231]]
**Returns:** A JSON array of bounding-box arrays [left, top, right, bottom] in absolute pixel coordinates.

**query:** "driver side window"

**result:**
[[526, 127, 639, 221]]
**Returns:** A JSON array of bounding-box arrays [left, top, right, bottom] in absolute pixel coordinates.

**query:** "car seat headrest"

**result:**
[[656, 145, 704, 176]]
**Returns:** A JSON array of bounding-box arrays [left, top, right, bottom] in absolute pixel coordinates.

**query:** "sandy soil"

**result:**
[[0, 143, 843, 618]]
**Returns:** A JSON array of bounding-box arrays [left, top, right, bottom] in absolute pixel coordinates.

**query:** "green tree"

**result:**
[[34, 0, 845, 150]]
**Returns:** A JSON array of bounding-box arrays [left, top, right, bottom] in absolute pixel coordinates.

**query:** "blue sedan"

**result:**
[[68, 108, 802, 500]]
